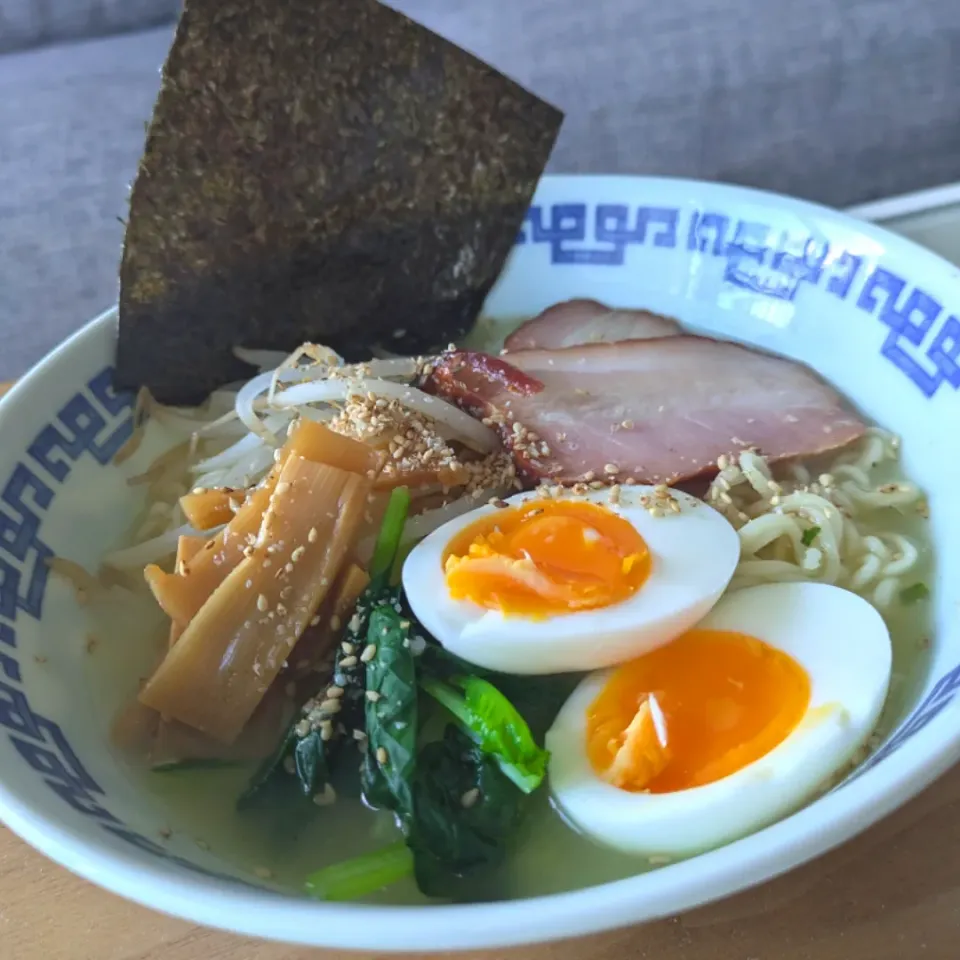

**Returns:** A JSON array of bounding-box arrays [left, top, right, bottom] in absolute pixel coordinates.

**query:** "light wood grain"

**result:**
[[3, 763, 960, 959]]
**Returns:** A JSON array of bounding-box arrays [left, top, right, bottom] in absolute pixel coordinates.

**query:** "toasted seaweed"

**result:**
[[116, 0, 562, 405]]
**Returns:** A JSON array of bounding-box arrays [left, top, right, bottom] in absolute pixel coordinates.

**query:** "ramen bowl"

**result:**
[[0, 175, 958, 951]]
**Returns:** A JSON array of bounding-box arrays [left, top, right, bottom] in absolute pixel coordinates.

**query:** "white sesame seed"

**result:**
[[461, 788, 480, 809], [340, 655, 358, 668], [604, 463, 619, 475], [361, 644, 377, 662], [366, 690, 381, 702], [256, 594, 268, 612]]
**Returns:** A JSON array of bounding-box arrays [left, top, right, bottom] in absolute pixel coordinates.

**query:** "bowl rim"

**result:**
[[2, 173, 960, 951]]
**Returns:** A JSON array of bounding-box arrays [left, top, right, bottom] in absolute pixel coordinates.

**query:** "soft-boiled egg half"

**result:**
[[402, 486, 740, 674], [547, 581, 892, 857]]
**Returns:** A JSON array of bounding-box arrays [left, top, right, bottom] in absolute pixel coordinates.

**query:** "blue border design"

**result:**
[[517, 202, 960, 399], [0, 368, 250, 886]]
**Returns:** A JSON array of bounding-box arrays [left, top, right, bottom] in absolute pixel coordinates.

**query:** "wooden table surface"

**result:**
[[1, 375, 958, 958]]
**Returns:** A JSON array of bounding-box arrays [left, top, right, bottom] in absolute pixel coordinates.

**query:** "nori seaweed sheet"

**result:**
[[116, 0, 562, 404]]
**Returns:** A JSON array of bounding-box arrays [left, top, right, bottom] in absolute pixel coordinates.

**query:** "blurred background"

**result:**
[[2, 0, 959, 381]]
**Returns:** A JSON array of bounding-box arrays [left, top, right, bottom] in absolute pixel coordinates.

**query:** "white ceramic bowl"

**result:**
[[1, 175, 960, 951]]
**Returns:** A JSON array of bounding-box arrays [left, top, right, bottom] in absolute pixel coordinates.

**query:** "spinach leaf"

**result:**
[[410, 726, 526, 896], [360, 602, 418, 821], [369, 487, 412, 589], [237, 717, 298, 810], [305, 841, 414, 901], [900, 582, 930, 605], [801, 526, 821, 546], [418, 641, 577, 741], [294, 730, 333, 796], [421, 674, 548, 793]]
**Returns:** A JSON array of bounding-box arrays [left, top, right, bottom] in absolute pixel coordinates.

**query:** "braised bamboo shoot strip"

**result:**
[[150, 680, 296, 769], [168, 535, 206, 647], [145, 471, 279, 626], [145, 419, 380, 627], [290, 562, 371, 673], [139, 459, 371, 742], [179, 488, 241, 531]]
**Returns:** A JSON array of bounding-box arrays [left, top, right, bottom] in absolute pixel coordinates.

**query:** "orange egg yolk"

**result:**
[[587, 629, 811, 793], [443, 499, 651, 618]]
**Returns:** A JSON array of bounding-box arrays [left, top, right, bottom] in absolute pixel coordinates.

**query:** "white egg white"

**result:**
[[546, 581, 892, 858], [401, 486, 740, 674]]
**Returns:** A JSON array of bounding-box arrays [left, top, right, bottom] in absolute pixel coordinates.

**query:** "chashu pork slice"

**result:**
[[503, 298, 681, 352], [424, 337, 866, 485]]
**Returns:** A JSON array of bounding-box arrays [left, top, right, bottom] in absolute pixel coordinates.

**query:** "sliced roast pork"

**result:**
[[503, 299, 681, 352], [424, 337, 866, 485]]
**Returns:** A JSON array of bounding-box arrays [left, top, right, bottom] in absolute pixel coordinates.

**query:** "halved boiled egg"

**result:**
[[546, 582, 892, 857], [402, 486, 739, 674]]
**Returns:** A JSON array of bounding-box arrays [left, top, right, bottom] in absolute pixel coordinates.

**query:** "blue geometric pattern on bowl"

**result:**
[[0, 367, 246, 886], [518, 203, 960, 398], [1, 197, 957, 881]]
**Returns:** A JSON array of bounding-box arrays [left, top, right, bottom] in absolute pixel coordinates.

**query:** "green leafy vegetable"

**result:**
[[313, 726, 527, 901], [305, 841, 414, 901], [237, 719, 297, 809], [801, 526, 821, 547], [900, 582, 930, 605], [410, 726, 526, 896], [421, 674, 548, 793], [369, 487, 412, 588], [418, 641, 576, 741], [361, 602, 418, 819], [294, 730, 333, 796]]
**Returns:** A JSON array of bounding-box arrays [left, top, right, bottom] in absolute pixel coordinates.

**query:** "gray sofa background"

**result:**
[[3, 0, 959, 382]]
